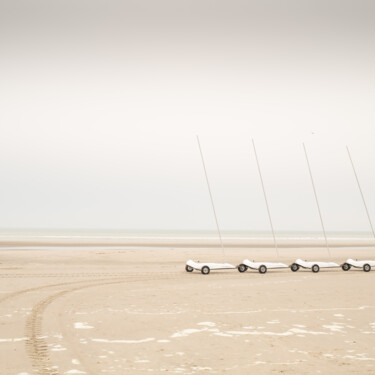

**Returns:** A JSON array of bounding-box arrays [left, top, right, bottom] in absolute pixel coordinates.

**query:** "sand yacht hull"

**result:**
[[185, 260, 236, 275], [341, 259, 375, 272], [238, 259, 288, 274], [290, 259, 340, 273]]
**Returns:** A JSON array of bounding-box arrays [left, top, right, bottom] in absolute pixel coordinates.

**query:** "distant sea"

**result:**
[[0, 228, 374, 250], [0, 228, 374, 238]]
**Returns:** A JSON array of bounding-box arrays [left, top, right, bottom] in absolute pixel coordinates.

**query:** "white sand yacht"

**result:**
[[238, 140, 288, 274], [185, 136, 236, 275]]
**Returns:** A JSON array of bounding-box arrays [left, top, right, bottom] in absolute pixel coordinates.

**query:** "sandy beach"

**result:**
[[0, 245, 374, 375], [3, 0, 375, 373]]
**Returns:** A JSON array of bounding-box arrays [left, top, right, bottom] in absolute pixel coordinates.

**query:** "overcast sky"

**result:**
[[1, 0, 375, 232]]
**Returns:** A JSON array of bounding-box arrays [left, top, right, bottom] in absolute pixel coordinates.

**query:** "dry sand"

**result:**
[[0, 247, 375, 375]]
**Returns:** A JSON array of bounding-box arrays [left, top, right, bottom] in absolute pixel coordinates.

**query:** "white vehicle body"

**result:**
[[185, 260, 236, 274], [242, 259, 288, 270], [342, 258, 375, 272], [345, 258, 375, 267], [292, 258, 339, 272]]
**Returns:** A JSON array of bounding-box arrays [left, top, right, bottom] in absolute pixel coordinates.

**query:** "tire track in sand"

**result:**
[[24, 273, 178, 375], [0, 280, 101, 305], [0, 272, 165, 304], [0, 271, 156, 278]]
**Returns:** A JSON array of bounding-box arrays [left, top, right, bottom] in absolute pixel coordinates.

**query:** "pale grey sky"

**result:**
[[1, 0, 375, 232]]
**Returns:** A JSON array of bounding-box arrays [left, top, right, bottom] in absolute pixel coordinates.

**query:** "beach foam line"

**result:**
[[170, 328, 209, 338], [121, 309, 184, 315], [210, 328, 328, 337], [203, 305, 374, 315], [0, 337, 28, 343], [91, 338, 155, 344], [74, 322, 94, 329], [197, 322, 216, 327]]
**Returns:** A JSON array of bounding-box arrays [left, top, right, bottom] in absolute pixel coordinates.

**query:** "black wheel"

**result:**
[[363, 263, 371, 272], [238, 264, 247, 273], [291, 263, 299, 272], [341, 263, 351, 271], [185, 265, 193, 272], [201, 266, 210, 275], [312, 264, 320, 273], [258, 265, 267, 274]]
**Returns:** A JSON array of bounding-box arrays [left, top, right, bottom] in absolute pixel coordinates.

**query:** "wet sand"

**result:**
[[0, 247, 375, 375]]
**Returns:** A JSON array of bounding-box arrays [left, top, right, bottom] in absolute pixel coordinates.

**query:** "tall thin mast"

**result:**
[[303, 143, 331, 259], [196, 136, 226, 262], [346, 146, 375, 238], [252, 139, 280, 262]]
